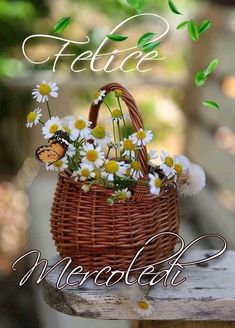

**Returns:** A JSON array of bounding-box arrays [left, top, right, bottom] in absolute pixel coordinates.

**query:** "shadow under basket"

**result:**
[[50, 82, 180, 278], [50, 171, 180, 275]]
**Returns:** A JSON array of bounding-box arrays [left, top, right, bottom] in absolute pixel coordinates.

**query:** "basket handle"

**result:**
[[88, 82, 148, 177]]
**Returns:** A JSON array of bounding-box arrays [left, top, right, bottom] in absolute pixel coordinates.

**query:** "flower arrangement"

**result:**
[[26, 80, 206, 205]]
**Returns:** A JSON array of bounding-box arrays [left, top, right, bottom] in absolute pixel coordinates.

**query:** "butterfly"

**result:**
[[35, 130, 70, 165]]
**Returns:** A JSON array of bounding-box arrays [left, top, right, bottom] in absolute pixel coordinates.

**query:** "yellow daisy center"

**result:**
[[111, 108, 122, 118], [136, 130, 146, 140], [174, 163, 183, 176], [63, 126, 71, 134], [137, 300, 149, 310], [117, 191, 127, 201], [94, 168, 101, 179], [131, 161, 141, 171], [39, 83, 51, 95], [114, 89, 123, 97], [165, 156, 174, 167], [49, 124, 59, 134], [75, 119, 86, 130], [27, 111, 36, 123], [92, 125, 106, 139], [94, 90, 100, 98], [54, 160, 63, 168], [126, 167, 131, 176], [86, 150, 98, 162], [81, 168, 90, 177], [155, 177, 162, 188], [105, 160, 119, 174], [123, 139, 135, 150]]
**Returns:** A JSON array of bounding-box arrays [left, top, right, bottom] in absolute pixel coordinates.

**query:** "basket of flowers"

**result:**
[[28, 81, 206, 273]]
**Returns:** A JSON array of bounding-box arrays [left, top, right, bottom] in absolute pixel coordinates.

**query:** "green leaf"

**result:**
[[107, 34, 128, 41], [168, 0, 182, 15], [54, 16, 71, 33], [204, 59, 219, 76], [195, 70, 206, 86], [142, 41, 161, 53], [188, 19, 199, 41], [127, 0, 145, 13], [176, 20, 189, 30], [138, 32, 155, 48], [203, 100, 220, 110], [198, 20, 211, 35]]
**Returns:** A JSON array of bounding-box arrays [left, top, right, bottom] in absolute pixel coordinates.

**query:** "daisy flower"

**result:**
[[67, 143, 76, 158], [133, 297, 153, 317], [173, 155, 190, 177], [46, 157, 68, 172], [147, 150, 158, 162], [101, 160, 126, 181], [61, 115, 76, 135], [178, 163, 206, 196], [160, 151, 176, 178], [130, 161, 144, 180], [90, 125, 111, 146], [149, 172, 162, 195], [26, 108, 42, 128], [80, 144, 105, 168], [42, 116, 62, 139], [106, 108, 129, 124], [112, 188, 131, 202], [70, 116, 92, 141], [131, 129, 153, 147], [32, 81, 58, 103], [72, 164, 95, 182], [120, 138, 136, 159], [93, 89, 106, 105]]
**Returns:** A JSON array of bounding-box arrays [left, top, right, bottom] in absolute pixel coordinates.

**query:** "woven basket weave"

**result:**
[[50, 82, 180, 273]]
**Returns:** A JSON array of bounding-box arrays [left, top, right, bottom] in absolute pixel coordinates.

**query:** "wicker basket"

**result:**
[[50, 82, 180, 274]]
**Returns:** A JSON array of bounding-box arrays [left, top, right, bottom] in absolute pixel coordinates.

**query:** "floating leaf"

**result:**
[[54, 16, 71, 33], [198, 20, 211, 35], [138, 32, 155, 48], [127, 0, 145, 13], [176, 20, 189, 30], [204, 59, 219, 77], [188, 19, 199, 41], [107, 34, 128, 42], [142, 41, 161, 53], [195, 70, 206, 86], [168, 0, 182, 15], [203, 100, 220, 110]]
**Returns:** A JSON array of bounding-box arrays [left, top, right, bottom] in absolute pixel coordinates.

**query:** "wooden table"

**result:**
[[42, 250, 235, 327]]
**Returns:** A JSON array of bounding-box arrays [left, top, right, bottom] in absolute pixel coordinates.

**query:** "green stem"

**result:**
[[104, 101, 118, 159], [145, 285, 152, 298], [117, 97, 127, 138], [106, 146, 111, 159], [39, 119, 45, 125], [117, 120, 122, 158], [46, 100, 52, 119]]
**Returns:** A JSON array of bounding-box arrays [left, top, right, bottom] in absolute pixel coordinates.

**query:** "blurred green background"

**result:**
[[0, 0, 235, 327]]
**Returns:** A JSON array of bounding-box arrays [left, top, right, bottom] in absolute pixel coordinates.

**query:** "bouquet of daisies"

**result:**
[[26, 81, 206, 204]]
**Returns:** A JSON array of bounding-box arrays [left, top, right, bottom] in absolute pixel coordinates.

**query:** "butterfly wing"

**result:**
[[50, 141, 67, 159], [35, 145, 60, 164]]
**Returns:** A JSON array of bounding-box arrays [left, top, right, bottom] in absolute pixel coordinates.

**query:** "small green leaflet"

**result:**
[[127, 0, 145, 13], [176, 21, 189, 30], [142, 41, 161, 53], [54, 16, 71, 33], [204, 59, 219, 76], [137, 32, 155, 48], [198, 20, 211, 35], [107, 34, 128, 41], [168, 0, 182, 15], [188, 19, 199, 41], [203, 100, 220, 110], [195, 71, 206, 86]]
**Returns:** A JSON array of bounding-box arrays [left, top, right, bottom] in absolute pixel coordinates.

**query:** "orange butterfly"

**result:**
[[35, 130, 70, 165]]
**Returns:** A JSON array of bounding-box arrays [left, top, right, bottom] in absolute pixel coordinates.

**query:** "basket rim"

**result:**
[[58, 169, 178, 201]]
